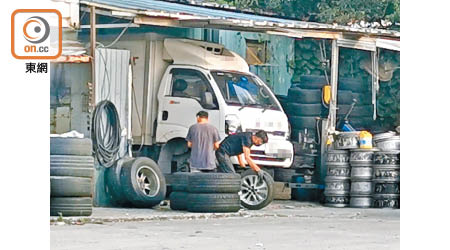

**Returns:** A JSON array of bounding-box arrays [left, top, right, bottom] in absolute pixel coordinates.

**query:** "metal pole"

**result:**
[[329, 40, 339, 132], [90, 6, 96, 106]]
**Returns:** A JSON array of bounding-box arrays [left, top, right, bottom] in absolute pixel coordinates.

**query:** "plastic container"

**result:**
[[359, 131, 373, 149]]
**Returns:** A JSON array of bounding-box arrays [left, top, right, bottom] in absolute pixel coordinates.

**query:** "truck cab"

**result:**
[[154, 39, 293, 173]]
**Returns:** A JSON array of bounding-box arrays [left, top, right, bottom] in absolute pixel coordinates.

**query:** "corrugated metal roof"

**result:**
[[80, 0, 400, 38]]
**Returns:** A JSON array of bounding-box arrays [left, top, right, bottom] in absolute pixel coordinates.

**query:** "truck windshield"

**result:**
[[211, 71, 280, 111]]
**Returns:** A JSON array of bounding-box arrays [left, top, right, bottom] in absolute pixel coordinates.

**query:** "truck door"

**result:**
[[156, 68, 222, 142]]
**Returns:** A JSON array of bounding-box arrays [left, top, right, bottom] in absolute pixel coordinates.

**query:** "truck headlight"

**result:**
[[225, 115, 242, 135]]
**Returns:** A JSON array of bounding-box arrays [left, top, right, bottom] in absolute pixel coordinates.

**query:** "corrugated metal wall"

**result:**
[[95, 48, 131, 157], [218, 30, 294, 96]]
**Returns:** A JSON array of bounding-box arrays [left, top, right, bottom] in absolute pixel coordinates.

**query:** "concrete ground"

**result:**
[[50, 200, 399, 250]]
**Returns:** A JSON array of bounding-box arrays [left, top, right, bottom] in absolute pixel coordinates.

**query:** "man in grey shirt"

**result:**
[[186, 111, 221, 172]]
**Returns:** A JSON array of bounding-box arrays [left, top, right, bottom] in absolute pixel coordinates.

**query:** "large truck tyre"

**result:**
[[240, 169, 274, 210], [120, 157, 167, 208], [169, 191, 188, 211], [50, 155, 94, 178], [187, 173, 241, 193], [187, 193, 240, 213], [50, 197, 93, 216], [50, 137, 93, 156], [104, 157, 134, 207], [50, 176, 92, 197]]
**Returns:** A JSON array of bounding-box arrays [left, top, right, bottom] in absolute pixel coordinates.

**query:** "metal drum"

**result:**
[[350, 148, 379, 167], [335, 132, 360, 150], [373, 151, 400, 165], [351, 167, 373, 180], [373, 194, 400, 209], [374, 136, 400, 151], [372, 165, 400, 182], [350, 180, 373, 196], [350, 196, 372, 208]]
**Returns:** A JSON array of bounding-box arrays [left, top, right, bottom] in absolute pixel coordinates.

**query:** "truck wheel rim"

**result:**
[[240, 175, 268, 206], [136, 166, 160, 197]]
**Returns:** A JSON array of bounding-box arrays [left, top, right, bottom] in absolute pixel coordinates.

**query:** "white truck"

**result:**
[[127, 38, 293, 174]]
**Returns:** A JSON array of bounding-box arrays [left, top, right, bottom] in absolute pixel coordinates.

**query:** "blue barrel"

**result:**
[[291, 175, 318, 201]]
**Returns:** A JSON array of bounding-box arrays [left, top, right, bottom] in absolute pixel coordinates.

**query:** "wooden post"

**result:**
[[90, 6, 96, 107]]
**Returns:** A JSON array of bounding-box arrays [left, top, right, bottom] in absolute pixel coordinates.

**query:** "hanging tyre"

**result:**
[[50, 176, 92, 197], [239, 169, 274, 210], [120, 157, 167, 208], [187, 193, 240, 213], [50, 137, 93, 156], [286, 103, 324, 116], [287, 87, 322, 104], [50, 197, 93, 217], [50, 155, 94, 178], [169, 191, 188, 211], [187, 173, 241, 193]]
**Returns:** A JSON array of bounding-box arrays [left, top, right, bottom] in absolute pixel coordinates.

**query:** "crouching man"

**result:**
[[215, 130, 268, 179]]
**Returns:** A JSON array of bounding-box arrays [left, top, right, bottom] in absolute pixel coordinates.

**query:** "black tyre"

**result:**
[[50, 155, 94, 178], [337, 90, 354, 105], [338, 78, 371, 92], [289, 116, 320, 130], [105, 157, 134, 207], [187, 193, 240, 213], [286, 103, 324, 116], [287, 88, 322, 104], [293, 75, 328, 89], [274, 168, 297, 182], [169, 172, 191, 192], [169, 191, 188, 211], [120, 157, 167, 208], [50, 197, 92, 216], [240, 169, 274, 210], [50, 176, 92, 197], [187, 173, 241, 193], [50, 137, 93, 156]]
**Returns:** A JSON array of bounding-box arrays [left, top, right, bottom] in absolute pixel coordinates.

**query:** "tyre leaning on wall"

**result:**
[[50, 137, 94, 216]]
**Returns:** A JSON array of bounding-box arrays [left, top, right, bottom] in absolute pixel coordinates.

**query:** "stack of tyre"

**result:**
[[287, 75, 375, 132], [323, 150, 351, 207], [286, 76, 327, 143], [372, 133, 400, 209], [349, 148, 379, 208], [169, 172, 241, 213], [105, 157, 167, 208], [50, 137, 94, 216], [336, 78, 374, 131]]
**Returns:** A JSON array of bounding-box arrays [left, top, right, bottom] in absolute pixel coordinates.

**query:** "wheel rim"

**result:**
[[240, 175, 268, 206], [136, 166, 160, 197]]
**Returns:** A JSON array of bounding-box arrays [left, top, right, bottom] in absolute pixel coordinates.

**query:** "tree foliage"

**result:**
[[217, 0, 399, 28]]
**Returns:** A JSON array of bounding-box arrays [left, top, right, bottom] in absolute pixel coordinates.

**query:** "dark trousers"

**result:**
[[215, 150, 235, 173]]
